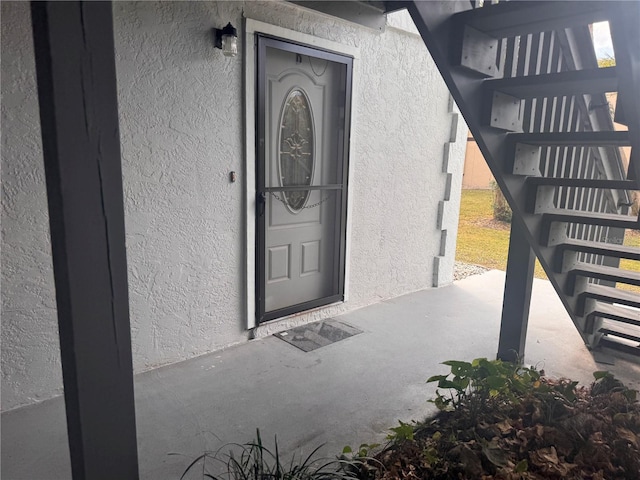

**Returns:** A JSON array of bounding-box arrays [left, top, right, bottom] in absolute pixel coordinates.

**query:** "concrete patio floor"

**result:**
[[3, 270, 639, 480]]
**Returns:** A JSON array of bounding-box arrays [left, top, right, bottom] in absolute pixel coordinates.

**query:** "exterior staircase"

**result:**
[[404, 0, 640, 358]]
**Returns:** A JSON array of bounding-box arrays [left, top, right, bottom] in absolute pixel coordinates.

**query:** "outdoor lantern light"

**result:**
[[214, 22, 238, 57]]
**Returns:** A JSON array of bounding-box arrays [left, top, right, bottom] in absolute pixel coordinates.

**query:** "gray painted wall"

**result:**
[[1, 1, 466, 411]]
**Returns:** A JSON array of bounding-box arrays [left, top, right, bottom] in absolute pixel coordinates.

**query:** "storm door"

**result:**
[[256, 36, 352, 324]]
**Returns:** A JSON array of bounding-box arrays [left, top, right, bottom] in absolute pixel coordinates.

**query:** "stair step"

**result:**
[[600, 329, 640, 344], [528, 179, 638, 215], [455, 1, 610, 38], [589, 302, 640, 327], [558, 239, 640, 262], [485, 68, 618, 99], [600, 316, 640, 353], [600, 318, 640, 341], [542, 209, 639, 230], [527, 177, 638, 190], [579, 284, 640, 313], [570, 263, 640, 288], [598, 336, 640, 357], [508, 131, 631, 147]]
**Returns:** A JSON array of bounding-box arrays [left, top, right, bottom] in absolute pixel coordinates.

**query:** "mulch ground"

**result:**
[[354, 376, 640, 480]]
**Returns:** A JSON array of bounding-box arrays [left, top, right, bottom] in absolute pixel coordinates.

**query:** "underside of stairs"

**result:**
[[403, 0, 640, 359]]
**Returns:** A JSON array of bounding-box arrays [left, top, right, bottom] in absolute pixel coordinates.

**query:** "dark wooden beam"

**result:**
[[30, 2, 139, 479], [526, 177, 637, 190], [497, 220, 535, 363], [484, 67, 619, 99], [454, 1, 610, 39], [507, 131, 631, 147]]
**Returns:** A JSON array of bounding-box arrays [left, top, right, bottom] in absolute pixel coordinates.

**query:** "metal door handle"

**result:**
[[257, 192, 266, 217]]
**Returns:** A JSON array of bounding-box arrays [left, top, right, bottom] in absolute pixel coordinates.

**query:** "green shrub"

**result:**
[[426, 358, 542, 416], [353, 363, 639, 479]]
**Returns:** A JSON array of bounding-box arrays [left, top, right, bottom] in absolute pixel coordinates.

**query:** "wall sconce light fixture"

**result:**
[[214, 22, 238, 57]]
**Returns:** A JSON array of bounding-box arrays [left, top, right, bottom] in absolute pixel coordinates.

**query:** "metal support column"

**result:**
[[31, 2, 139, 478], [497, 219, 536, 363]]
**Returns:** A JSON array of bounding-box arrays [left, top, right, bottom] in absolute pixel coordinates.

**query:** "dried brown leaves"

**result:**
[[359, 377, 640, 479]]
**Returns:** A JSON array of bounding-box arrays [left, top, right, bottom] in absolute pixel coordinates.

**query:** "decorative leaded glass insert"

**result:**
[[279, 88, 314, 212]]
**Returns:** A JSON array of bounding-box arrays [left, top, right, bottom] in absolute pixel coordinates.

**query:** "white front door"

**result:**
[[256, 37, 352, 323]]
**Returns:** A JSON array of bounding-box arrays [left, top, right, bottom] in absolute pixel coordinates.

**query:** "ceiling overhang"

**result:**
[[288, 1, 407, 31]]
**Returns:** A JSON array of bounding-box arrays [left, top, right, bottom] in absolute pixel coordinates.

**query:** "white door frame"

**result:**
[[244, 18, 359, 329]]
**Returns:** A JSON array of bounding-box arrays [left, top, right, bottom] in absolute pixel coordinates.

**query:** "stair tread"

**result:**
[[543, 209, 639, 229], [571, 263, 640, 286], [600, 330, 640, 345], [582, 284, 640, 307], [600, 318, 640, 341], [527, 177, 638, 189], [590, 302, 640, 326], [509, 131, 631, 146], [599, 336, 640, 356], [456, 1, 610, 38], [486, 68, 618, 98], [561, 239, 640, 260]]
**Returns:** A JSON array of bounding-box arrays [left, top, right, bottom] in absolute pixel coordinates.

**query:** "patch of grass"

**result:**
[[179, 429, 359, 480], [617, 230, 640, 293], [456, 190, 546, 279], [457, 189, 640, 290]]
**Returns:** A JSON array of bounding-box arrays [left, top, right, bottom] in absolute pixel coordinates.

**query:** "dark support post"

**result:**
[[31, 2, 139, 479], [497, 219, 536, 363]]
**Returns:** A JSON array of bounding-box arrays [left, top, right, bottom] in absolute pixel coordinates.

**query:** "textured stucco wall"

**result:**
[[1, 2, 64, 409], [114, 0, 247, 373], [1, 2, 466, 410]]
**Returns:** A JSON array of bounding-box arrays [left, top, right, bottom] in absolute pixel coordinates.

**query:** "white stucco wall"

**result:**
[[1, 2, 64, 408], [1, 1, 466, 411]]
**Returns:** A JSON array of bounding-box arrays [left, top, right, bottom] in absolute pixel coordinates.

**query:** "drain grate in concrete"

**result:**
[[274, 319, 363, 352]]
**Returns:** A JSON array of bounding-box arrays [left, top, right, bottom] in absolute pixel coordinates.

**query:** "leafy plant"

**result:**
[[386, 420, 414, 442], [426, 358, 542, 415], [592, 370, 638, 401], [180, 429, 359, 480], [340, 443, 379, 460], [339, 444, 383, 480], [351, 364, 639, 479]]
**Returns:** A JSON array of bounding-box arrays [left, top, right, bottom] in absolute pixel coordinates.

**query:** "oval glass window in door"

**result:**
[[279, 88, 314, 212]]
